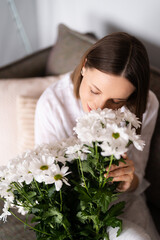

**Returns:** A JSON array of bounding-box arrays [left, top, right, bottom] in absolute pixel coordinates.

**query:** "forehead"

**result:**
[[84, 68, 135, 99]]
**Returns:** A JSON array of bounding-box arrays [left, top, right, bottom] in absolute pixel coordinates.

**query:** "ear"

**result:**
[[81, 58, 87, 76], [81, 66, 86, 76]]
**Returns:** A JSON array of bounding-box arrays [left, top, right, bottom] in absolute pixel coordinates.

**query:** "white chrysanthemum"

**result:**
[[119, 106, 141, 129], [105, 123, 129, 147], [89, 108, 116, 121], [2, 161, 21, 184], [127, 124, 145, 151], [75, 118, 108, 143], [0, 201, 12, 222], [0, 180, 9, 198], [16, 160, 33, 184], [39, 137, 79, 164], [0, 166, 7, 178], [45, 164, 71, 191], [17, 204, 28, 216], [66, 143, 89, 161], [74, 108, 129, 144], [0, 167, 15, 198], [100, 142, 128, 159], [45, 142, 68, 164], [73, 107, 144, 158], [0, 180, 14, 201], [29, 155, 55, 183]]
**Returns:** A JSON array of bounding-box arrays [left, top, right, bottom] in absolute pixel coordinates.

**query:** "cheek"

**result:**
[[79, 81, 88, 101], [79, 83, 83, 100]]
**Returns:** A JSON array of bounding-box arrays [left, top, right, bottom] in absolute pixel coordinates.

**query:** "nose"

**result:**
[[96, 98, 108, 110]]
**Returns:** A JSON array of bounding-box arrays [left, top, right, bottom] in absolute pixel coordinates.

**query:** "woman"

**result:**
[[35, 32, 159, 239]]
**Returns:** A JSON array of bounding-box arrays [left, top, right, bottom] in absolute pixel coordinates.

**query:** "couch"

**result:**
[[0, 24, 159, 239]]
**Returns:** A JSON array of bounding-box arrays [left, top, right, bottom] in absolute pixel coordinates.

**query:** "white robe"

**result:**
[[35, 72, 160, 240]]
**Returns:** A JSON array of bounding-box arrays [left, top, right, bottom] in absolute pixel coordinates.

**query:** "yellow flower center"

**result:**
[[54, 174, 62, 181], [40, 165, 49, 170], [112, 132, 120, 139]]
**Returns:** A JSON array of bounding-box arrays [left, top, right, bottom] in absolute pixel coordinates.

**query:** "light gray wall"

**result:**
[[0, 0, 39, 66], [0, 0, 160, 70]]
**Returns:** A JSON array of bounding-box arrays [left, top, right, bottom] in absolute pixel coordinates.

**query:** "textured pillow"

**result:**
[[16, 96, 38, 154], [46, 24, 97, 75], [0, 76, 61, 166]]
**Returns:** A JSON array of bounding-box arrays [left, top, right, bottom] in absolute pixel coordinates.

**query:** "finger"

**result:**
[[117, 181, 131, 192], [107, 166, 135, 178], [111, 174, 134, 183], [122, 153, 127, 159], [106, 159, 134, 172]]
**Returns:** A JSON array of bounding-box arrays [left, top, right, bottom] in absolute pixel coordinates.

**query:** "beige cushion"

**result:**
[[46, 24, 97, 75], [16, 96, 38, 154], [0, 76, 60, 166]]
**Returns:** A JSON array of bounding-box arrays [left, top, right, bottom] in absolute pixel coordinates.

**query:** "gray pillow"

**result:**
[[46, 24, 97, 75]]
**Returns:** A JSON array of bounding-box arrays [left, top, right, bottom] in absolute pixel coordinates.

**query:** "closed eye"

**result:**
[[110, 99, 127, 104], [90, 89, 100, 95]]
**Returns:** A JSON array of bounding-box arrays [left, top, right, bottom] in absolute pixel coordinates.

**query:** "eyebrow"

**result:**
[[92, 84, 102, 92], [92, 84, 128, 101], [113, 98, 127, 101]]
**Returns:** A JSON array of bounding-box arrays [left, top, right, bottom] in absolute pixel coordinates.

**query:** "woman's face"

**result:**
[[79, 67, 135, 113]]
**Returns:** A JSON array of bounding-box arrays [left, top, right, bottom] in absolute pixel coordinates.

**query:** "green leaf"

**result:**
[[103, 202, 125, 237], [42, 207, 63, 223], [27, 191, 37, 199], [106, 217, 122, 236], [48, 185, 56, 197], [77, 211, 88, 223], [31, 215, 41, 223], [81, 161, 96, 178], [74, 185, 91, 202], [103, 232, 110, 240], [92, 189, 113, 213], [63, 215, 71, 229], [31, 207, 40, 214], [104, 156, 112, 162], [77, 210, 101, 231], [107, 201, 125, 218]]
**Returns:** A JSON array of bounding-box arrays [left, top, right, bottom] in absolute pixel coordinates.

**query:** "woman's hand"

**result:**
[[104, 154, 139, 192]]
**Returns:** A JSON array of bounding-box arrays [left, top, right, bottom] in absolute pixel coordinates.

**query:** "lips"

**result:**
[[87, 104, 92, 112]]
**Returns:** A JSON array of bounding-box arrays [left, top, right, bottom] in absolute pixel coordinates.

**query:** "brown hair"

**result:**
[[71, 32, 150, 128]]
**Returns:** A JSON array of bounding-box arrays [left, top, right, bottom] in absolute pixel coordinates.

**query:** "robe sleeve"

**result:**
[[127, 90, 159, 195]]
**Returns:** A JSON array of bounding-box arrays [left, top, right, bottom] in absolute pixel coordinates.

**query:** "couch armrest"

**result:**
[[145, 67, 160, 234], [0, 47, 52, 79], [145, 67, 160, 207]]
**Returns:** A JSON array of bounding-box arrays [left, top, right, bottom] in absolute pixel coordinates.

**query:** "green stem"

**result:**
[[47, 185, 53, 205], [95, 142, 98, 161], [13, 183, 33, 206], [99, 171, 103, 188], [33, 178, 43, 197], [95, 224, 99, 235], [9, 210, 52, 236], [106, 155, 114, 177], [62, 223, 72, 240], [78, 157, 90, 196], [102, 154, 114, 188], [0, 196, 5, 201], [77, 159, 81, 176], [60, 190, 63, 212], [94, 142, 103, 188]]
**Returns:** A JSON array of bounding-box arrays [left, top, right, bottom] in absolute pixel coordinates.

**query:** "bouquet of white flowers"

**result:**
[[0, 107, 144, 240]]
